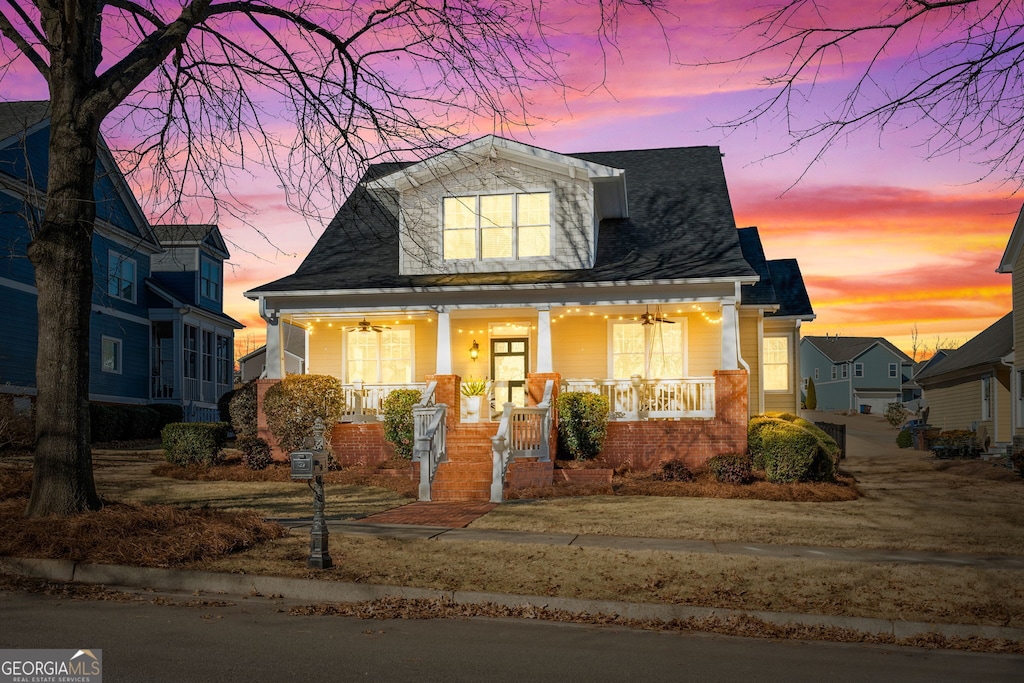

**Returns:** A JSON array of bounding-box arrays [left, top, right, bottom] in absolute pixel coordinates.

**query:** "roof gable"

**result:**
[[998, 203, 1024, 273], [915, 312, 1013, 383], [804, 336, 911, 363], [152, 223, 230, 259]]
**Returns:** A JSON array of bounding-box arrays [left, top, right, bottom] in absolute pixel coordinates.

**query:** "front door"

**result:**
[[491, 338, 528, 407]]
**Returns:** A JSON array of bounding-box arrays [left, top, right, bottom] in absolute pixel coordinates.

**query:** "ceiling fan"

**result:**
[[347, 318, 390, 333], [640, 305, 675, 325]]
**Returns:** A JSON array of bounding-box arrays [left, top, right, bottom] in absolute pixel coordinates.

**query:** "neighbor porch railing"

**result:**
[[411, 382, 446, 501], [340, 381, 428, 422], [561, 376, 715, 420], [490, 380, 554, 503]]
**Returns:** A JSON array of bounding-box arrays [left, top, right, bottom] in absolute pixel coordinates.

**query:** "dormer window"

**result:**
[[201, 258, 221, 301], [107, 251, 136, 303], [443, 192, 551, 261]]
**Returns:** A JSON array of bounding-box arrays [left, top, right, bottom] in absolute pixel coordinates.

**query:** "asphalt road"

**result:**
[[2, 588, 1023, 682]]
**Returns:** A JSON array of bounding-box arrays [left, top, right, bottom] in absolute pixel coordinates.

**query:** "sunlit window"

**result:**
[[443, 192, 550, 261], [346, 328, 413, 383], [611, 322, 683, 379], [764, 336, 790, 392]]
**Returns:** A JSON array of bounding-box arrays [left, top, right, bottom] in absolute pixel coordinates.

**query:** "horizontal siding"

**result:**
[[764, 319, 800, 415], [740, 313, 761, 415], [0, 285, 39, 388], [552, 316, 606, 378], [90, 315, 150, 400], [926, 382, 982, 432]]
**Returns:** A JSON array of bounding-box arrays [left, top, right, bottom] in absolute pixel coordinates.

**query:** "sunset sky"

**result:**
[[2, 1, 1018, 359]]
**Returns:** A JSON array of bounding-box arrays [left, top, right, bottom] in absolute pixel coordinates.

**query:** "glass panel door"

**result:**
[[491, 338, 528, 407]]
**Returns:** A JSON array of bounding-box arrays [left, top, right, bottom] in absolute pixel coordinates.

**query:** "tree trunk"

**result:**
[[24, 101, 102, 517]]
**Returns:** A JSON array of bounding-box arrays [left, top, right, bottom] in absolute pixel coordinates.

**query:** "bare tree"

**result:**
[[705, 1, 1024, 187], [0, 0, 665, 516]]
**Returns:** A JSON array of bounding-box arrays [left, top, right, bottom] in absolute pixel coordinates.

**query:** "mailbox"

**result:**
[[290, 450, 327, 480]]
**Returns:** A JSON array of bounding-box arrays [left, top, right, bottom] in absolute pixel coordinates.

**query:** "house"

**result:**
[[997, 203, 1024, 443], [245, 135, 814, 500], [237, 336, 306, 384], [0, 100, 241, 421], [800, 336, 915, 413], [914, 313, 1013, 448]]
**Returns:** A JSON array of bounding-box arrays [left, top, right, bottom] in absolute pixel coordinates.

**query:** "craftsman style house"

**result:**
[[246, 136, 814, 500], [0, 101, 240, 421]]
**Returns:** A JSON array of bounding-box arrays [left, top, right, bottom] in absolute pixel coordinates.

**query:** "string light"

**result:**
[[692, 304, 722, 324]]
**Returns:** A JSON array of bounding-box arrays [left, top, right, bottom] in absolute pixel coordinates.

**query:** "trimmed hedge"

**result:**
[[383, 389, 423, 460], [228, 381, 258, 438], [556, 392, 610, 461], [263, 375, 346, 453], [162, 422, 229, 467], [748, 412, 839, 483], [89, 403, 168, 443], [236, 434, 272, 470], [896, 428, 913, 449]]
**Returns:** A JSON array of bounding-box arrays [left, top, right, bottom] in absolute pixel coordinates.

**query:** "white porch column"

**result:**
[[264, 315, 284, 379], [720, 301, 739, 371], [537, 307, 552, 373], [436, 310, 452, 374]]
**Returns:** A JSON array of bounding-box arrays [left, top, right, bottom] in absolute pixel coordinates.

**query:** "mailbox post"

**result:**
[[289, 417, 333, 569]]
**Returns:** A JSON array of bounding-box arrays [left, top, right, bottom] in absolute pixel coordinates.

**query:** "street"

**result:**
[[2, 587, 1022, 682]]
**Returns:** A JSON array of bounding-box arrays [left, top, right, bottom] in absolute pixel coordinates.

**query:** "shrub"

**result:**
[[382, 389, 423, 460], [150, 404, 184, 430], [0, 397, 33, 451], [746, 415, 779, 470], [263, 375, 346, 454], [162, 422, 229, 467], [126, 406, 162, 440], [89, 404, 128, 443], [804, 376, 817, 410], [218, 388, 236, 424], [930, 430, 980, 459], [657, 459, 696, 482], [229, 381, 259, 438], [884, 402, 908, 429], [896, 428, 913, 449], [707, 453, 753, 484], [555, 392, 609, 461], [236, 434, 272, 470], [748, 414, 838, 483]]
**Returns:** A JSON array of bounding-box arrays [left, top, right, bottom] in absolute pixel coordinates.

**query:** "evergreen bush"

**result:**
[[161, 422, 229, 466], [657, 459, 696, 482], [229, 381, 259, 438], [382, 389, 423, 460], [748, 413, 839, 483], [896, 428, 913, 449], [804, 376, 817, 410], [555, 392, 609, 461], [263, 375, 345, 453], [707, 453, 753, 484], [884, 402, 908, 429], [237, 434, 272, 470]]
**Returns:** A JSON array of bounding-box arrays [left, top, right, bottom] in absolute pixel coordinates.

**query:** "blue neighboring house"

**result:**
[[801, 335, 915, 413], [0, 100, 241, 421]]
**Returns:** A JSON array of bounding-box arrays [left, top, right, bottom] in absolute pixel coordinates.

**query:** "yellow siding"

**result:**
[[450, 316, 535, 380], [552, 316, 607, 378], [739, 312, 761, 415], [305, 319, 437, 382], [927, 382, 984, 432], [1014, 247, 1024, 436], [764, 319, 801, 415], [687, 316, 721, 376]]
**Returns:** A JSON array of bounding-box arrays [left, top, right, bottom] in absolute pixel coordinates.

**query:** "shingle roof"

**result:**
[[250, 144, 758, 293], [804, 336, 911, 363], [0, 101, 50, 144], [914, 312, 1013, 383], [152, 224, 216, 244], [735, 227, 813, 317]]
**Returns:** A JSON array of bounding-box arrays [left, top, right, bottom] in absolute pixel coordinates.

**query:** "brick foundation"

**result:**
[[507, 458, 554, 489], [600, 370, 748, 470], [330, 422, 395, 466]]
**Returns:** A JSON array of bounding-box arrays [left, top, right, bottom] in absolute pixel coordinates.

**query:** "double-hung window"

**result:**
[[610, 322, 683, 379], [346, 327, 414, 383], [763, 336, 790, 392], [200, 258, 221, 301], [101, 336, 121, 374], [107, 251, 136, 303], [443, 192, 550, 261], [216, 335, 232, 385]]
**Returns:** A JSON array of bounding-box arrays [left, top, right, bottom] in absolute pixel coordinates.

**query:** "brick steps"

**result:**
[[432, 427, 496, 501]]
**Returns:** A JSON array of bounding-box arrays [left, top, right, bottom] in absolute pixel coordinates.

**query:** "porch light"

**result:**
[[470, 340, 479, 360]]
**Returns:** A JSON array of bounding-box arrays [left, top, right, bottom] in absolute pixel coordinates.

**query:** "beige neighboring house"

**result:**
[[997, 203, 1024, 441], [245, 135, 814, 500]]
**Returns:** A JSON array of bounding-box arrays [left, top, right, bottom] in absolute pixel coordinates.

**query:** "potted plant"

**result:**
[[461, 379, 489, 422]]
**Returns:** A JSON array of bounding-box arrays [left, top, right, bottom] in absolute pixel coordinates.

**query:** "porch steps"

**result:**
[[433, 424, 497, 501]]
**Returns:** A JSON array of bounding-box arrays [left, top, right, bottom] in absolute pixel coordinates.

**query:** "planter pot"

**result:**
[[464, 395, 482, 422]]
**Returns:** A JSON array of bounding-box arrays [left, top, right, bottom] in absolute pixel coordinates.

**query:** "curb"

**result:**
[[4, 556, 1023, 643]]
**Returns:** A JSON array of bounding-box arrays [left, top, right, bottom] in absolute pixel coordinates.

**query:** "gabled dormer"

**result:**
[[369, 135, 627, 276], [150, 224, 230, 313]]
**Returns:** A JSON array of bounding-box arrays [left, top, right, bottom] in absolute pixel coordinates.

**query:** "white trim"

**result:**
[[91, 304, 151, 327], [762, 333, 792, 393], [0, 275, 37, 296]]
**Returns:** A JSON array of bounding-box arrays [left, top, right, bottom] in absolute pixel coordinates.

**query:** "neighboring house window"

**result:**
[[610, 322, 683, 379], [200, 258, 221, 301], [888, 363, 898, 378], [101, 336, 121, 374], [763, 336, 790, 392], [107, 251, 136, 303], [840, 364, 848, 379], [831, 366, 837, 380], [346, 328, 413, 383], [814, 368, 819, 381], [202, 330, 214, 383], [183, 324, 199, 381], [443, 192, 551, 261], [854, 363, 864, 378], [216, 335, 232, 385], [982, 376, 992, 421]]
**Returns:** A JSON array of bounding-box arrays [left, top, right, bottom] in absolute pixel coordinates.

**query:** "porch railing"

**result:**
[[341, 382, 428, 422], [490, 379, 554, 503], [412, 382, 445, 501], [561, 376, 715, 420]]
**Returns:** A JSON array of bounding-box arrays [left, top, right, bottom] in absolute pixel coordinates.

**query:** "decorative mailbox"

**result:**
[[290, 450, 327, 480]]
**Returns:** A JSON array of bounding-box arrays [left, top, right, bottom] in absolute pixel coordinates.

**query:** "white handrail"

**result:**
[[561, 377, 715, 420], [413, 403, 447, 501], [490, 380, 555, 503]]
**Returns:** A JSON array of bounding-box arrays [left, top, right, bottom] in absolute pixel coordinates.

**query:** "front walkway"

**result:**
[[356, 502, 497, 528]]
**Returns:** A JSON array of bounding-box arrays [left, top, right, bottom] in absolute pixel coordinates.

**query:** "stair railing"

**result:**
[[490, 380, 554, 503], [412, 381, 445, 501]]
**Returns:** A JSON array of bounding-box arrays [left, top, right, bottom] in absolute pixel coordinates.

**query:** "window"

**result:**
[[982, 376, 992, 421], [202, 330, 214, 382], [346, 328, 413, 383], [763, 336, 790, 392], [610, 322, 683, 379], [107, 251, 136, 302], [814, 368, 819, 381], [854, 363, 864, 378], [101, 336, 121, 374], [841, 364, 848, 379], [183, 324, 198, 380], [443, 192, 551, 261], [888, 363, 898, 378], [831, 366, 837, 380], [201, 258, 221, 301], [216, 335, 232, 385]]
